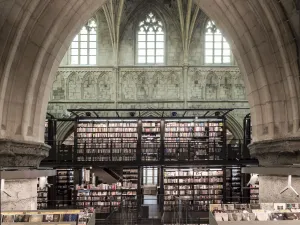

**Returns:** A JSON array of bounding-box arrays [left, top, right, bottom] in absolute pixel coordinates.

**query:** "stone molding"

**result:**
[[0, 139, 50, 167], [248, 137, 300, 166]]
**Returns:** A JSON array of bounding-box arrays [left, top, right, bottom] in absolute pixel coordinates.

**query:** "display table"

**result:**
[[209, 203, 300, 224], [1, 209, 95, 225]]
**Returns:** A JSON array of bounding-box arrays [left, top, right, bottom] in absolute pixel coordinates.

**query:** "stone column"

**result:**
[[183, 65, 188, 108], [0, 139, 50, 210], [249, 137, 300, 203], [1, 179, 38, 210]]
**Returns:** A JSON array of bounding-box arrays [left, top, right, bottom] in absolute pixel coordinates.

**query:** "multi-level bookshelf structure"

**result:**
[[56, 169, 75, 208], [76, 120, 138, 162], [163, 168, 224, 212], [74, 118, 225, 162]]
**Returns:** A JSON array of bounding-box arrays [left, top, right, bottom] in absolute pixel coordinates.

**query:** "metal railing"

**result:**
[[43, 139, 253, 164]]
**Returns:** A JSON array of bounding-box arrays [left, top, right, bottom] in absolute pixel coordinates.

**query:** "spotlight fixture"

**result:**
[[129, 112, 136, 117], [215, 111, 220, 116], [86, 112, 91, 117], [171, 112, 177, 117]]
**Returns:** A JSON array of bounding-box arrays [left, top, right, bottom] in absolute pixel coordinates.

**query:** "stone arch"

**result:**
[[0, 0, 298, 146], [205, 72, 218, 100]]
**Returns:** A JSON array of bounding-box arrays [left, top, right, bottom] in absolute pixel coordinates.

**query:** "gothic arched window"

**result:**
[[204, 20, 232, 64], [70, 18, 97, 65], [137, 12, 164, 64]]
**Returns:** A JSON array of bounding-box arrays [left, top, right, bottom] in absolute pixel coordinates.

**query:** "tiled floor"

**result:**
[[143, 195, 160, 218]]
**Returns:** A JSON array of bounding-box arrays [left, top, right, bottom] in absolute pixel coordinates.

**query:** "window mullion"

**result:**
[[154, 32, 156, 64]]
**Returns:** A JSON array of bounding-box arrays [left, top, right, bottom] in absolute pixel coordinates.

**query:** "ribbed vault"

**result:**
[[0, 0, 299, 144]]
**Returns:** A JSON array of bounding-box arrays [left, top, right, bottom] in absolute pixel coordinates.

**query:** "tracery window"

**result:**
[[143, 167, 158, 185], [137, 12, 164, 64], [204, 20, 232, 64], [70, 18, 97, 65]]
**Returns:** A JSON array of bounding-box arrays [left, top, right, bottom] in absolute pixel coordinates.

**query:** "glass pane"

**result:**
[[71, 42, 78, 48], [205, 34, 213, 42], [223, 42, 230, 49], [147, 49, 155, 56], [143, 169, 146, 176], [205, 56, 213, 64], [154, 169, 158, 176], [223, 49, 231, 56], [205, 42, 213, 49], [156, 56, 164, 63], [214, 49, 222, 56], [147, 177, 153, 183], [214, 34, 222, 42], [89, 56, 96, 65], [71, 56, 78, 64], [89, 35, 96, 41], [138, 56, 146, 63], [214, 42, 222, 48], [147, 169, 153, 176], [73, 35, 78, 42], [143, 177, 146, 183], [147, 34, 155, 41], [81, 35, 87, 41], [80, 56, 88, 64], [156, 49, 164, 56], [156, 35, 164, 42], [214, 56, 222, 63], [223, 56, 231, 63], [147, 56, 155, 63], [80, 49, 88, 55], [138, 35, 146, 42], [89, 49, 97, 55], [89, 42, 96, 48], [71, 49, 78, 56], [90, 29, 96, 35], [138, 49, 146, 56], [156, 42, 164, 48], [205, 49, 213, 56], [80, 27, 88, 34], [147, 42, 155, 48], [138, 42, 146, 48], [80, 42, 87, 48]]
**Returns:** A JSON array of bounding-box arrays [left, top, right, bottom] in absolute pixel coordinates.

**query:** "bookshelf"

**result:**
[[122, 168, 138, 212], [74, 118, 226, 162], [250, 173, 259, 204], [163, 168, 224, 212], [164, 120, 224, 161], [74, 168, 138, 214], [37, 178, 48, 209], [56, 169, 75, 208], [76, 120, 138, 162], [75, 183, 123, 213], [225, 167, 241, 203], [141, 121, 161, 161]]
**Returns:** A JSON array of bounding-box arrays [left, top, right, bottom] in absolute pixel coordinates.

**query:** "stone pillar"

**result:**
[[183, 65, 188, 108], [0, 139, 50, 210], [249, 137, 300, 203], [1, 179, 38, 210]]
